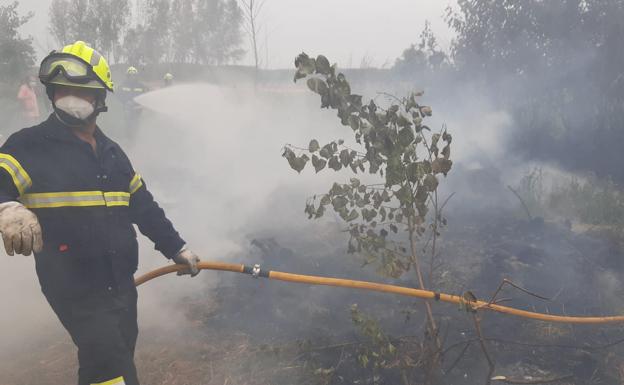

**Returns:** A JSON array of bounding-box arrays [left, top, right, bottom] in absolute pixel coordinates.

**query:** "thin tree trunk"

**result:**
[[407, 214, 442, 385], [249, 0, 259, 84]]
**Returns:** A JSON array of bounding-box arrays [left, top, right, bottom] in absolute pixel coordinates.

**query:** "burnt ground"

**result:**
[[4, 208, 624, 385]]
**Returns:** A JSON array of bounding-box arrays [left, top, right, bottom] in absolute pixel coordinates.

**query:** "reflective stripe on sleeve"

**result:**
[[0, 153, 32, 195], [20, 191, 130, 209], [91, 376, 126, 385], [129, 173, 143, 194]]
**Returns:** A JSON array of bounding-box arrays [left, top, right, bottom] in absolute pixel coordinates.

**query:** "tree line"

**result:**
[[48, 0, 244, 66]]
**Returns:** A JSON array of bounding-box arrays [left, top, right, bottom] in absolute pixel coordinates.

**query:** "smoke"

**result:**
[[0, 75, 530, 353], [3, 70, 624, 383]]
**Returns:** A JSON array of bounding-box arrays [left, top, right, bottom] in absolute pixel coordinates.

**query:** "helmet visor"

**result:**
[[39, 53, 104, 87]]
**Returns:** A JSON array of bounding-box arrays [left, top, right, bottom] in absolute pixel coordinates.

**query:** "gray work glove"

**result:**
[[172, 247, 200, 277], [0, 201, 43, 256]]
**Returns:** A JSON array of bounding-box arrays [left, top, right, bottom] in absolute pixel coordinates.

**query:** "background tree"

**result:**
[[446, 0, 624, 181], [168, 0, 244, 65], [194, 0, 244, 65], [49, 0, 131, 63], [169, 0, 196, 63], [0, 1, 35, 87], [204, 0, 245, 65], [48, 0, 70, 46], [239, 0, 266, 77], [90, 0, 131, 63], [123, 0, 171, 65], [49, 0, 242, 66], [393, 21, 447, 77]]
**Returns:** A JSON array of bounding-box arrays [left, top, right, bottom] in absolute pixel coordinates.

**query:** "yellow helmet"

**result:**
[[39, 41, 113, 91], [164, 72, 173, 81], [127, 66, 138, 75]]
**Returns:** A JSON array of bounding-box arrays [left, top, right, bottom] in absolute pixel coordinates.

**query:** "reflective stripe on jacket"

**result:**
[[0, 115, 184, 298]]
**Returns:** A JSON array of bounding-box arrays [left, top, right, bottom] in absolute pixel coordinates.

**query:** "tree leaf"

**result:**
[[385, 154, 405, 186], [415, 186, 428, 203], [329, 182, 343, 196], [307, 78, 328, 95], [296, 52, 315, 74], [348, 115, 360, 131], [328, 156, 342, 171], [346, 209, 359, 222], [339, 149, 350, 166], [423, 174, 439, 191], [282, 147, 295, 161], [315, 55, 331, 75], [381, 190, 390, 202], [397, 127, 415, 147], [293, 53, 315, 82], [362, 208, 377, 222], [335, 73, 351, 96], [397, 111, 412, 128], [315, 204, 325, 218], [312, 154, 327, 173], [287, 154, 309, 173], [308, 139, 320, 152], [332, 196, 348, 210], [348, 94, 363, 109], [293, 71, 306, 82], [395, 185, 412, 205], [283, 148, 309, 173], [406, 161, 430, 182], [305, 203, 314, 218], [320, 142, 336, 159], [431, 158, 453, 176]]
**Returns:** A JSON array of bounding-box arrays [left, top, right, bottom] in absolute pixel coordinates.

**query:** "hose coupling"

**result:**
[[252, 264, 261, 278]]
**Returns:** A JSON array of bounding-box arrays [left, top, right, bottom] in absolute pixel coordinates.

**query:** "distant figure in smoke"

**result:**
[[163, 72, 174, 87], [0, 41, 201, 385], [16, 75, 40, 126], [119, 66, 146, 139]]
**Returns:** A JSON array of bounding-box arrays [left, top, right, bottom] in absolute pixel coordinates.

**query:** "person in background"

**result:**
[[119, 66, 146, 138], [163, 72, 174, 87], [16, 75, 40, 126]]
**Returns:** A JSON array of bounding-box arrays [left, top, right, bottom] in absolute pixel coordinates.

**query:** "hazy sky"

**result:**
[[13, 0, 455, 68]]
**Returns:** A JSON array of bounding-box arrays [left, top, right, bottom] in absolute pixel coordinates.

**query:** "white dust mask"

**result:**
[[55, 95, 95, 120]]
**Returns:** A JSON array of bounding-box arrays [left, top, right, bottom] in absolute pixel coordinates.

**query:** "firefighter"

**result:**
[[163, 72, 174, 87], [119, 66, 145, 137], [0, 41, 201, 385]]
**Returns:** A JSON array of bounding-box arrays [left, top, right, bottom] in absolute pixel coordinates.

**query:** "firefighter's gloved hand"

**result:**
[[0, 201, 43, 256], [172, 247, 200, 277]]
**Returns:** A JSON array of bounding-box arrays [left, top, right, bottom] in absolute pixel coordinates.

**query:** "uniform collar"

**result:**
[[44, 114, 115, 153]]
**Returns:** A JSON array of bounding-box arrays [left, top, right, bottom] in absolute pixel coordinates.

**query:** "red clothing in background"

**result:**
[[17, 84, 40, 120]]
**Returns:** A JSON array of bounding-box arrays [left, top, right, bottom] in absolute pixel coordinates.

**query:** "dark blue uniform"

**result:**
[[119, 78, 145, 138], [0, 114, 185, 385]]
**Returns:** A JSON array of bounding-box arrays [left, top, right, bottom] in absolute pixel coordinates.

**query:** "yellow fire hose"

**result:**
[[135, 261, 624, 324]]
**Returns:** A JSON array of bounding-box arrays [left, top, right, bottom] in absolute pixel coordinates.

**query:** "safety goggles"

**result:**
[[39, 52, 103, 87]]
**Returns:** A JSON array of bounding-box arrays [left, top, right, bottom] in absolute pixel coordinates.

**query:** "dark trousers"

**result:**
[[44, 287, 140, 385]]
